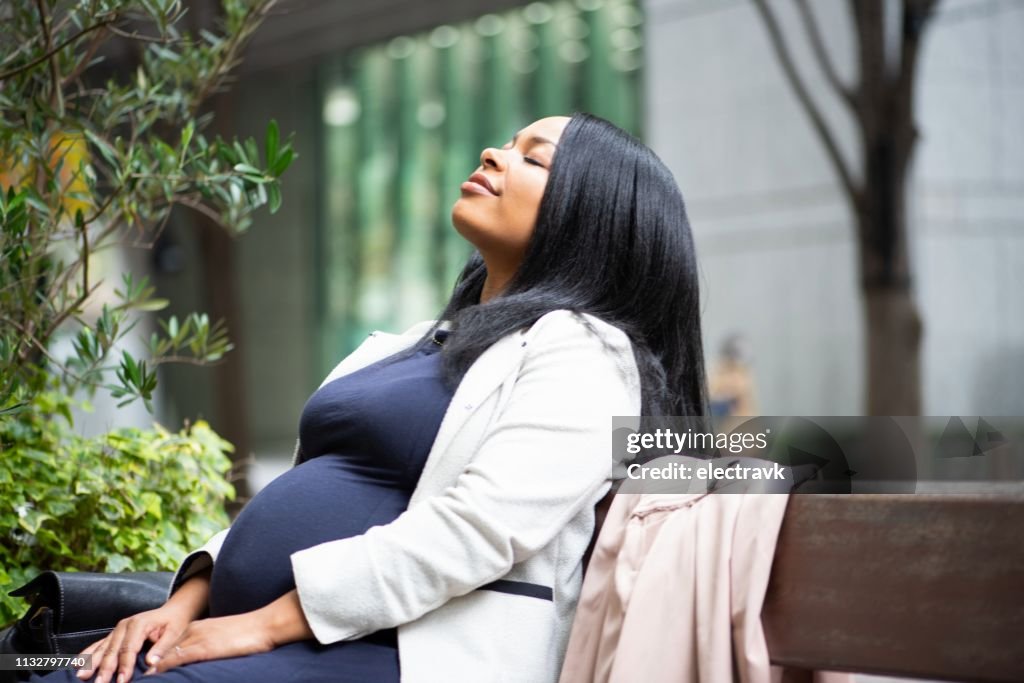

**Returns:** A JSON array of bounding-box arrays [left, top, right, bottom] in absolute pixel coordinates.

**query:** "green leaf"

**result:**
[[23, 191, 50, 214], [140, 491, 163, 520], [180, 121, 195, 159], [4, 190, 27, 214], [122, 351, 141, 386], [269, 148, 294, 177], [84, 129, 119, 169], [267, 182, 282, 214], [135, 298, 170, 312], [265, 120, 279, 168], [233, 162, 262, 176], [18, 509, 53, 534], [244, 138, 260, 165], [154, 139, 178, 167], [106, 554, 133, 573]]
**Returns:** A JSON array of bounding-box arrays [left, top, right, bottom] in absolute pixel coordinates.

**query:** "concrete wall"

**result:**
[[913, 0, 1024, 416], [644, 0, 1024, 416]]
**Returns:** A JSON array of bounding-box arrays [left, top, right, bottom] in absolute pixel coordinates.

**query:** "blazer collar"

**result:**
[[319, 318, 527, 417], [313, 319, 530, 500], [411, 328, 528, 502]]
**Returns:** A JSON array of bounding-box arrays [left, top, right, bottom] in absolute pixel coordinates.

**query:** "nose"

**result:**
[[480, 146, 505, 171]]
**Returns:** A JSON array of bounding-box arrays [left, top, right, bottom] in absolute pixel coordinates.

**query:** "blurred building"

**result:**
[[649, 0, 1023, 416], [149, 0, 1023, 489]]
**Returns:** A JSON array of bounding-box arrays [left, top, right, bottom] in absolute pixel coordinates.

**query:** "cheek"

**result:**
[[504, 181, 546, 242]]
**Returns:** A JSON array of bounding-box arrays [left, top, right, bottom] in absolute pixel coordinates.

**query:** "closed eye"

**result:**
[[524, 157, 545, 168]]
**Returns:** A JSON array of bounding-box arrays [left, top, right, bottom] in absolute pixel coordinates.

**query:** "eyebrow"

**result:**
[[509, 132, 559, 149]]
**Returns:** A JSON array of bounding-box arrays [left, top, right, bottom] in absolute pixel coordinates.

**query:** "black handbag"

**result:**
[[0, 571, 173, 683]]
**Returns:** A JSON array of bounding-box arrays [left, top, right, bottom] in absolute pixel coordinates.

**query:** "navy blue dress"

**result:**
[[34, 330, 454, 683]]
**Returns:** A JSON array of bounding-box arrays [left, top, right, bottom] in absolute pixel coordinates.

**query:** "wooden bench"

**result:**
[[763, 494, 1024, 683]]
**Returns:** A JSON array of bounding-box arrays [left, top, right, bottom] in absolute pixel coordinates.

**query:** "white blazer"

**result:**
[[167, 309, 642, 682]]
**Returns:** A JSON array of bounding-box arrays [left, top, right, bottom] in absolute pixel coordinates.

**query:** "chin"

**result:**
[[451, 203, 479, 241]]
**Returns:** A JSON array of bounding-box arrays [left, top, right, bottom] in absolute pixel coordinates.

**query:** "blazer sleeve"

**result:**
[[166, 526, 231, 601], [288, 312, 642, 645]]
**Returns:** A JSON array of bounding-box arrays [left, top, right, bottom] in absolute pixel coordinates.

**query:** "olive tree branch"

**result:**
[[0, 13, 112, 82]]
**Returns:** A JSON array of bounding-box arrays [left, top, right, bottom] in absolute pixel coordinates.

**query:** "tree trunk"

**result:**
[[857, 131, 923, 416], [755, 0, 936, 417], [863, 284, 922, 415]]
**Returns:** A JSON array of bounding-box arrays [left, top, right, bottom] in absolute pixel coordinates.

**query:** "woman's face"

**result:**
[[451, 116, 570, 268]]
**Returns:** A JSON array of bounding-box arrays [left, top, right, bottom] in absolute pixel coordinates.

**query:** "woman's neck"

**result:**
[[479, 276, 504, 304], [479, 259, 518, 304]]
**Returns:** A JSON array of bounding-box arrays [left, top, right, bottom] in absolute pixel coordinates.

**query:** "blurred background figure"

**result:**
[[708, 333, 758, 417]]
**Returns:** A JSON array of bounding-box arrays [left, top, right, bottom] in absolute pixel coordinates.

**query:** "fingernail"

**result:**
[[118, 674, 125, 683], [144, 667, 155, 676], [147, 654, 160, 665]]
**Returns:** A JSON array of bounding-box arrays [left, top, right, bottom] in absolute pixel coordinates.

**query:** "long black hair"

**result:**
[[412, 112, 707, 418]]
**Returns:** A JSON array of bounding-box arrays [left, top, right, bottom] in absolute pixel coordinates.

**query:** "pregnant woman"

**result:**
[[42, 112, 707, 683]]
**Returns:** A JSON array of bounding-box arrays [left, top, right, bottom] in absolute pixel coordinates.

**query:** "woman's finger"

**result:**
[[148, 638, 198, 675], [85, 643, 112, 683], [115, 616, 149, 683], [143, 622, 186, 673], [75, 636, 108, 679], [151, 627, 215, 675], [94, 621, 128, 683]]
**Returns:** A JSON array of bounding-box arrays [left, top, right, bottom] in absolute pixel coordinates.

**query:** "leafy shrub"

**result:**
[[0, 390, 235, 627]]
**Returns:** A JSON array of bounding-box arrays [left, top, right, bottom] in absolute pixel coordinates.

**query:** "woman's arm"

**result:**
[[254, 589, 315, 645], [167, 526, 232, 601], [164, 565, 213, 620]]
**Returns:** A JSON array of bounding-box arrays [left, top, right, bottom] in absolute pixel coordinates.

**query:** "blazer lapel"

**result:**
[[410, 328, 529, 503], [311, 319, 530, 499]]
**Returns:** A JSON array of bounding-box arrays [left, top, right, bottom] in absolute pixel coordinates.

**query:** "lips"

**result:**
[[465, 172, 498, 196]]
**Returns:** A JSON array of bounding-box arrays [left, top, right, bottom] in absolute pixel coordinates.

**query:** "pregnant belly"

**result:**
[[207, 455, 411, 617]]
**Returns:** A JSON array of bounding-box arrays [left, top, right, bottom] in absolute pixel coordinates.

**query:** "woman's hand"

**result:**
[[141, 612, 274, 675], [75, 601, 194, 683], [143, 589, 314, 675], [75, 566, 212, 683]]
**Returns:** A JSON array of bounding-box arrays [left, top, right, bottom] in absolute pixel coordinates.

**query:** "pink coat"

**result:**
[[558, 491, 853, 683]]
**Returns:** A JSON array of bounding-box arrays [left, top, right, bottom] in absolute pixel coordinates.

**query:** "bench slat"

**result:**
[[763, 494, 1024, 683]]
